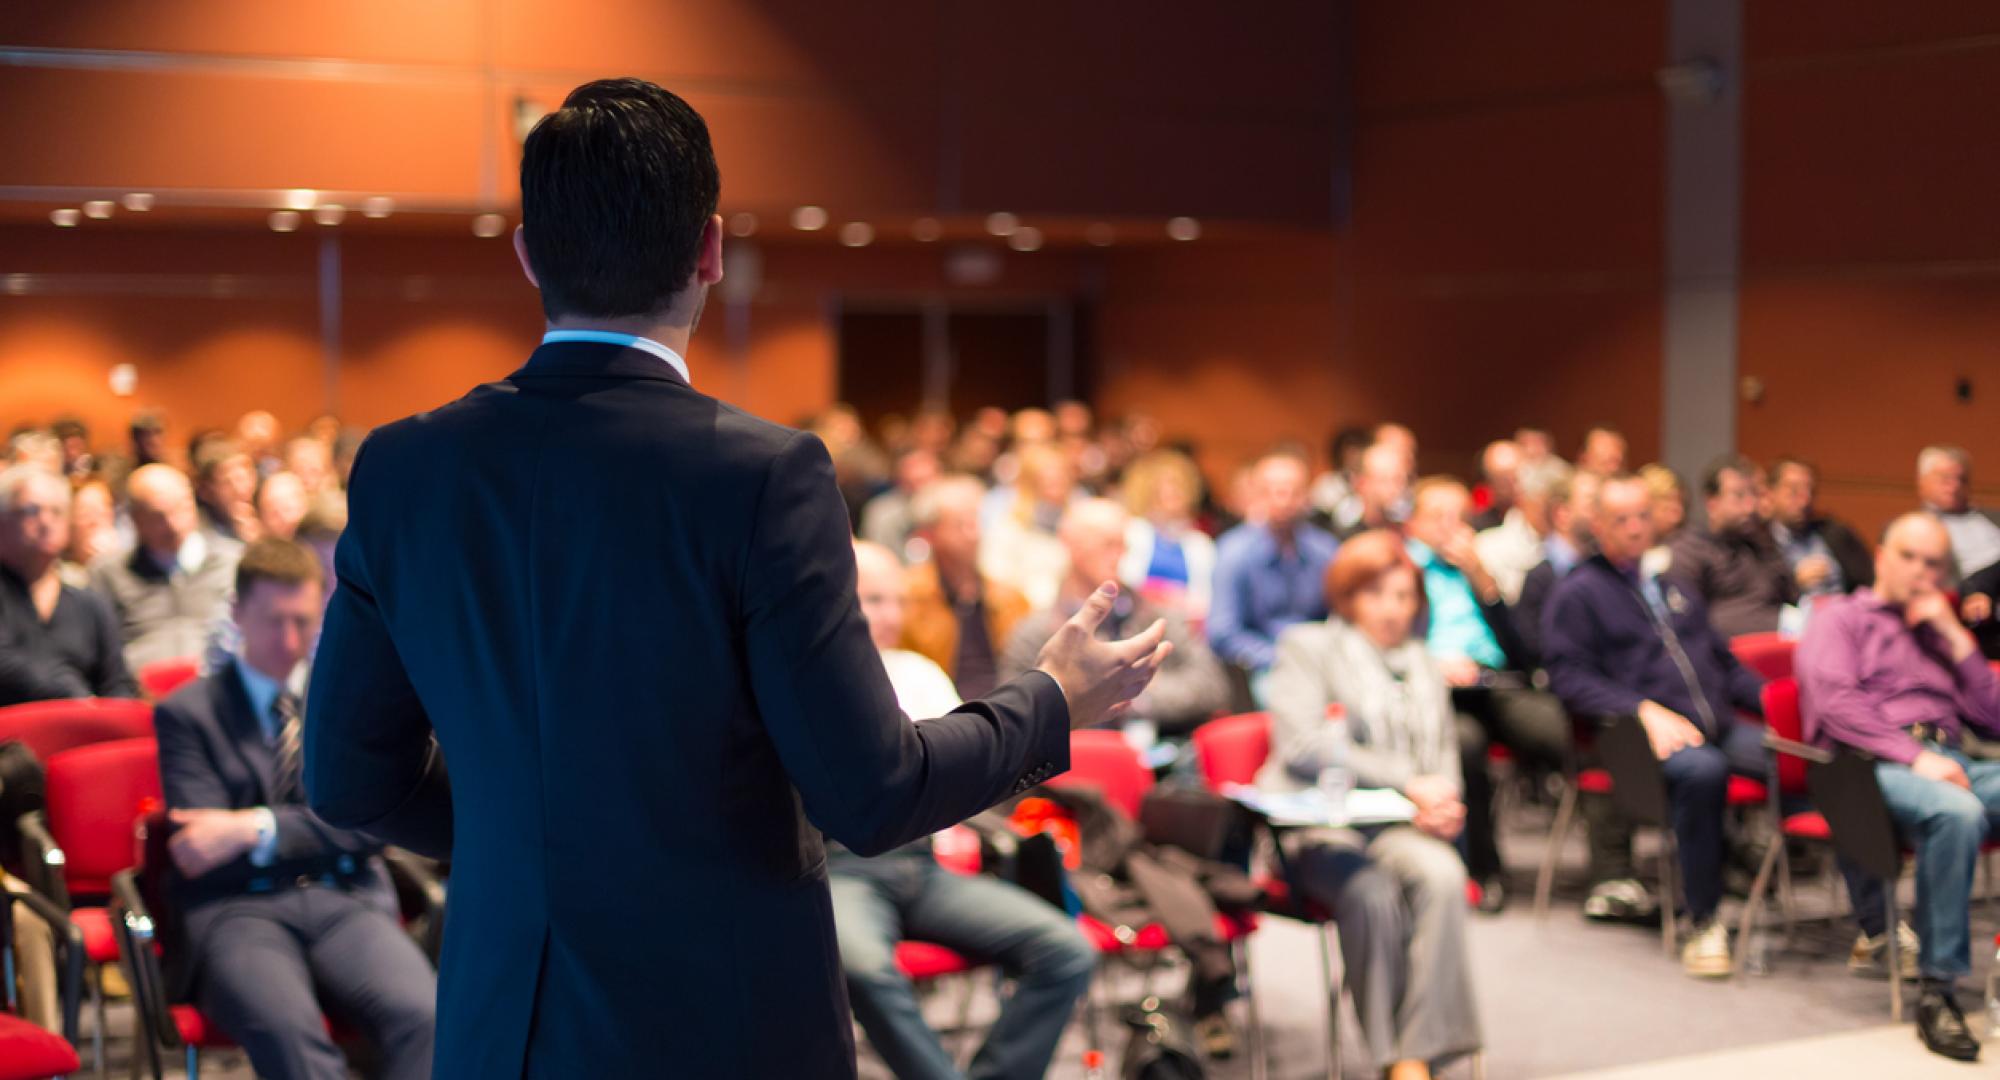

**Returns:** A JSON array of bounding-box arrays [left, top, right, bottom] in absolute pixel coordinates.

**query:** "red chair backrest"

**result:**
[[0, 697, 153, 762], [1760, 677, 1807, 795], [1047, 730, 1155, 819], [137, 657, 202, 700], [44, 736, 161, 897], [1192, 712, 1272, 789], [1730, 633, 1795, 681]]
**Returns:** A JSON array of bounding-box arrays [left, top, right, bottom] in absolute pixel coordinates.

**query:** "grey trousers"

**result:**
[[1292, 825, 1483, 1071]]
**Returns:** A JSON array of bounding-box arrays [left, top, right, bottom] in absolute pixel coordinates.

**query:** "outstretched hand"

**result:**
[[1035, 582, 1174, 731]]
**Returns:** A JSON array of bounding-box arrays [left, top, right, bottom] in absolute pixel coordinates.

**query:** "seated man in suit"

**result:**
[[89, 464, 240, 670], [1797, 513, 2000, 1062], [0, 465, 137, 706], [835, 541, 1094, 1080], [155, 538, 434, 1080]]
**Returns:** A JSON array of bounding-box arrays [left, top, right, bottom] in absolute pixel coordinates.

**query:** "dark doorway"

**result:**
[[836, 299, 1094, 429]]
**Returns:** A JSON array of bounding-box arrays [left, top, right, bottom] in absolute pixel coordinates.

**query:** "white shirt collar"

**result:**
[[540, 330, 690, 385]]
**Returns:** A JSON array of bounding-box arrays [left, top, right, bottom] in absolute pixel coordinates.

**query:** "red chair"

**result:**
[[19, 737, 161, 1074], [1, 887, 85, 1080], [1729, 633, 1796, 681], [136, 658, 202, 701], [0, 697, 153, 762], [1050, 730, 1264, 1074]]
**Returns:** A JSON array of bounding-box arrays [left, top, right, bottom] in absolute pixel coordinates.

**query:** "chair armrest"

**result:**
[[1762, 731, 1833, 765], [2, 885, 84, 1046], [380, 848, 446, 964], [109, 868, 183, 1053], [14, 811, 70, 909]]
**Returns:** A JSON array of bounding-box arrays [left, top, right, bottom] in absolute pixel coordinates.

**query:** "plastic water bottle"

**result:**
[[1986, 934, 2000, 1037], [1743, 923, 1770, 976], [1318, 765, 1354, 826]]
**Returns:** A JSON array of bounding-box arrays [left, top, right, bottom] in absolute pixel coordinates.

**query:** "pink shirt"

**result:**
[[1796, 588, 2000, 764]]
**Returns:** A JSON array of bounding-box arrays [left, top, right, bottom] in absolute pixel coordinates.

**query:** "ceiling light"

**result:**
[[472, 213, 507, 238], [362, 196, 394, 219], [82, 200, 114, 220], [839, 222, 875, 248], [268, 210, 301, 233], [122, 193, 155, 212], [911, 217, 942, 242], [314, 204, 346, 226], [1086, 222, 1116, 247], [1008, 226, 1044, 252], [50, 208, 80, 227], [791, 206, 829, 231], [283, 189, 317, 211], [729, 212, 759, 237], [4, 274, 30, 295], [1166, 216, 1201, 241], [984, 212, 1019, 237]]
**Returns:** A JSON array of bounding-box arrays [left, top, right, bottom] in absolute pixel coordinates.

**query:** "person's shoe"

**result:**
[[1475, 875, 1508, 915], [1917, 984, 1981, 1062], [1681, 919, 1732, 978], [1583, 878, 1659, 924], [1193, 1012, 1236, 1060], [1848, 922, 1921, 980]]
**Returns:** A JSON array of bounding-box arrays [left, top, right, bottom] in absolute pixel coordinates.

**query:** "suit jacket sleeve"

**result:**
[[742, 433, 1069, 857], [303, 440, 454, 860]]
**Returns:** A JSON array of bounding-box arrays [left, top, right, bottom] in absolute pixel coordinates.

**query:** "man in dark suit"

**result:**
[[156, 538, 435, 1079], [303, 78, 1168, 1079]]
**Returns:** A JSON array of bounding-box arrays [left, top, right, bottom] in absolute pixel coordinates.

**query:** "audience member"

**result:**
[[50, 417, 94, 480], [1403, 477, 1563, 909], [1471, 439, 1522, 531], [1002, 499, 1228, 735], [978, 443, 1076, 610], [0, 466, 137, 706], [63, 478, 118, 586], [1543, 474, 1767, 977], [1334, 442, 1413, 541], [1638, 463, 1687, 544], [130, 410, 171, 469], [1310, 425, 1374, 531], [1797, 512, 2000, 1061], [193, 439, 261, 544], [1514, 427, 1558, 470], [234, 411, 283, 476], [1916, 446, 2000, 585], [1962, 559, 2000, 661], [1668, 456, 1799, 638], [1576, 426, 1627, 477], [154, 538, 435, 1079], [1118, 449, 1216, 621], [900, 476, 1031, 700], [832, 541, 1094, 1080], [1260, 530, 1483, 1079], [1764, 456, 1872, 602], [256, 471, 310, 542], [1374, 423, 1419, 474], [90, 463, 241, 669], [1208, 451, 1340, 685], [1475, 458, 1565, 604], [859, 448, 941, 557], [1513, 470, 1600, 668], [283, 436, 338, 497]]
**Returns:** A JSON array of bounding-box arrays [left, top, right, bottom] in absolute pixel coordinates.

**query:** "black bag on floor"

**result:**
[[1119, 996, 1206, 1080]]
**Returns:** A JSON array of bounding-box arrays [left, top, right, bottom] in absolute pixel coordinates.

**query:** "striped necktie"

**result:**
[[270, 690, 304, 805]]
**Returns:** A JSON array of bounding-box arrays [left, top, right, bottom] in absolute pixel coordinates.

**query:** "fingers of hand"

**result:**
[[1105, 619, 1168, 665], [1068, 582, 1120, 634]]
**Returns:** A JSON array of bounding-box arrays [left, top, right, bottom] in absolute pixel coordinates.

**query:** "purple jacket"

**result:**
[[1795, 588, 2000, 764]]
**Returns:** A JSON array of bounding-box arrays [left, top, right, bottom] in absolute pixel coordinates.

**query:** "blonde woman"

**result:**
[[1119, 449, 1216, 622]]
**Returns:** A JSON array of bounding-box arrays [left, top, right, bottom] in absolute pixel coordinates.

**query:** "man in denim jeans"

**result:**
[[1798, 512, 2000, 1063]]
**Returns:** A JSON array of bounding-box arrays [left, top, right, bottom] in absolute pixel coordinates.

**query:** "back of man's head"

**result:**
[[520, 78, 721, 321]]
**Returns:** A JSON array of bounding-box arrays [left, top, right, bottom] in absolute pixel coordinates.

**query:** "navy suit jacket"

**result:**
[[154, 660, 392, 999], [304, 341, 1070, 1079]]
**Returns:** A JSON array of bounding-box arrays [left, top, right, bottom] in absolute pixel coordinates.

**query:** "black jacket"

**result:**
[[0, 565, 136, 706], [303, 341, 1070, 1079]]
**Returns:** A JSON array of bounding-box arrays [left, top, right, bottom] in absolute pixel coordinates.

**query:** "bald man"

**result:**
[[89, 463, 242, 669], [1333, 442, 1411, 541], [1006, 499, 1229, 736], [834, 540, 1094, 1080], [1798, 513, 2000, 1061]]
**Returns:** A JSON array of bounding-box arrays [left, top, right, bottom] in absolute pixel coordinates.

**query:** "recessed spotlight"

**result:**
[[1008, 226, 1044, 252], [50, 209, 80, 227], [1167, 216, 1201, 241], [362, 196, 395, 219], [911, 217, 942, 242], [4, 274, 30, 295], [472, 213, 507, 238], [122, 193, 155, 212], [839, 222, 875, 248], [791, 206, 829, 231], [314, 204, 346, 226], [729, 212, 759, 237], [985, 212, 1019, 237], [284, 189, 317, 211], [1086, 222, 1116, 247], [268, 210, 302, 233], [82, 200, 115, 220]]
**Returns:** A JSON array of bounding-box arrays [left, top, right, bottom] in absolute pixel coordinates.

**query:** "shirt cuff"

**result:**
[[247, 808, 279, 867]]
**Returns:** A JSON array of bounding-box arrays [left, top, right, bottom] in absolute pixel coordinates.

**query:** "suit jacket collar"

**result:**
[[510, 340, 691, 388]]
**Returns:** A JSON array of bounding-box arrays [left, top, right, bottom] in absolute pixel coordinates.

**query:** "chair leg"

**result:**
[[1884, 891, 1903, 1023], [1658, 833, 1679, 957], [1733, 837, 1782, 978], [91, 962, 107, 1079], [1774, 841, 1797, 943], [1319, 923, 1341, 1080], [1236, 936, 1267, 1080], [1535, 782, 1579, 922]]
